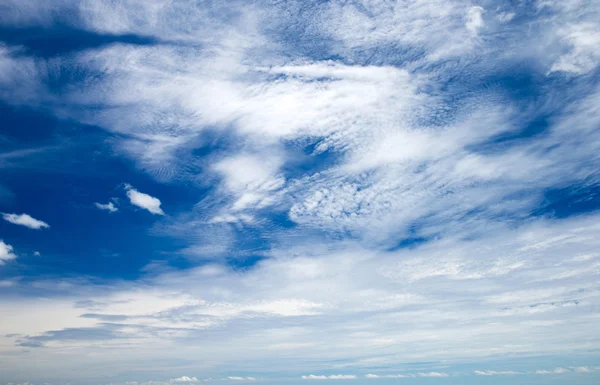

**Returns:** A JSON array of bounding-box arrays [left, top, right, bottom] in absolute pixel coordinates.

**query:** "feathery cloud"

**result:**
[[95, 201, 118, 213]]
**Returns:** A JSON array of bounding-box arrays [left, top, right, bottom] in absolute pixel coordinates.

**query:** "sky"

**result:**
[[0, 0, 600, 384]]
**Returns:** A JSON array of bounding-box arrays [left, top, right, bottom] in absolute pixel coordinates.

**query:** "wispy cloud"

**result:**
[[302, 375, 356, 380], [571, 366, 594, 373], [535, 367, 570, 375], [95, 201, 118, 213], [417, 372, 448, 378], [2, 213, 49, 229], [365, 374, 414, 379], [474, 370, 522, 376]]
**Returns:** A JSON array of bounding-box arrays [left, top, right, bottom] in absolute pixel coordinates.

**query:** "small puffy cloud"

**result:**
[[417, 372, 448, 377], [535, 367, 570, 375], [33, 251, 41, 256], [125, 184, 164, 215], [2, 213, 49, 229], [95, 201, 118, 213], [302, 375, 356, 380], [474, 370, 522, 376], [227, 377, 255, 381], [0, 240, 17, 265], [170, 376, 199, 383]]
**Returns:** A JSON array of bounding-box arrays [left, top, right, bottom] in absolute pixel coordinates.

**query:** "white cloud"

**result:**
[[549, 23, 600, 74], [1, 1, 600, 384], [0, 240, 17, 265], [535, 367, 570, 375], [474, 370, 522, 376], [417, 372, 448, 377], [95, 201, 118, 213], [365, 374, 414, 379], [302, 375, 356, 380], [2, 213, 600, 381], [2, 213, 49, 229], [212, 153, 285, 217], [465, 6, 485, 35], [226, 377, 255, 381], [125, 185, 164, 215], [571, 366, 593, 373], [170, 377, 198, 383]]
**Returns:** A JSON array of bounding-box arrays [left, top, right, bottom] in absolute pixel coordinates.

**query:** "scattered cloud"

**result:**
[[170, 377, 199, 383], [226, 377, 255, 381], [95, 201, 118, 213], [124, 185, 164, 215], [2, 213, 49, 229]]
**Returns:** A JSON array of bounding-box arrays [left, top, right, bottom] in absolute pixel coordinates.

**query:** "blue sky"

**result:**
[[1, 1, 600, 384]]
